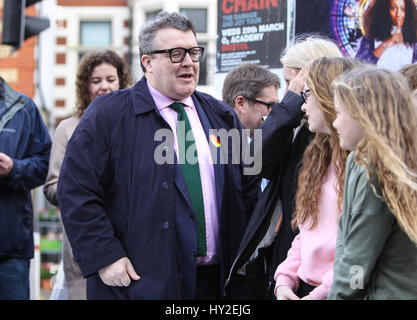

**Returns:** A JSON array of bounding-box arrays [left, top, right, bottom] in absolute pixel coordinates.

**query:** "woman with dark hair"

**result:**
[[355, 0, 417, 70], [43, 50, 133, 299], [74, 50, 133, 117]]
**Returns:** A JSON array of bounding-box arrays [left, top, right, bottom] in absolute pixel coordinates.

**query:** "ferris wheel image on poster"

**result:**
[[330, 0, 417, 71]]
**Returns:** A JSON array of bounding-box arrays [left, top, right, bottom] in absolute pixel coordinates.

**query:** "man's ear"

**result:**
[[234, 96, 247, 114], [141, 55, 152, 73]]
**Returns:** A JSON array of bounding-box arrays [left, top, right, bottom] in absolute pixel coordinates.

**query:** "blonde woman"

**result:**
[[273, 57, 360, 300], [329, 67, 417, 299]]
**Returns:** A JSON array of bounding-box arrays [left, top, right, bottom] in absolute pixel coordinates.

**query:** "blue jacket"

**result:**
[[0, 77, 51, 260], [57, 77, 258, 299]]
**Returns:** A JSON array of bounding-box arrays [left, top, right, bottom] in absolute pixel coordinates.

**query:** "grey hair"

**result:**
[[280, 33, 342, 69], [139, 11, 196, 73]]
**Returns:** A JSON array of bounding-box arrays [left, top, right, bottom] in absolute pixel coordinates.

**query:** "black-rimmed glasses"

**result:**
[[150, 47, 205, 63], [244, 96, 274, 111], [300, 89, 311, 104]]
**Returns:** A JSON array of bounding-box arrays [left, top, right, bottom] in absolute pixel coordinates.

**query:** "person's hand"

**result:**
[[99, 257, 140, 287], [385, 28, 403, 48], [391, 28, 403, 45], [0, 153, 13, 177], [275, 286, 300, 300], [288, 68, 306, 95], [375, 29, 403, 58]]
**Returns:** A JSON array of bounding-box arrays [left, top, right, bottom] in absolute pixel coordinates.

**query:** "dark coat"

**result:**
[[57, 77, 257, 300], [225, 91, 314, 299], [0, 77, 51, 260]]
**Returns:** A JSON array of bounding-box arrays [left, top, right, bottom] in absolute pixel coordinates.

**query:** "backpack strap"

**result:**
[[0, 98, 25, 133]]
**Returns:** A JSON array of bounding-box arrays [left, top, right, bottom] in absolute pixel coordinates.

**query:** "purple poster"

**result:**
[[330, 0, 417, 71]]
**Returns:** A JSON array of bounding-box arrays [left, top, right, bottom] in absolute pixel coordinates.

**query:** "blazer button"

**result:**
[[162, 181, 169, 189], [163, 221, 170, 229], [190, 214, 195, 220], [190, 252, 197, 259]]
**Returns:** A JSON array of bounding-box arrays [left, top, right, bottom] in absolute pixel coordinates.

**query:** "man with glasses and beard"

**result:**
[[57, 12, 258, 300]]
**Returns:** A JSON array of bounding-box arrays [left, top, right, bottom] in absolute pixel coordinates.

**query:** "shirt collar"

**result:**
[[147, 82, 195, 111]]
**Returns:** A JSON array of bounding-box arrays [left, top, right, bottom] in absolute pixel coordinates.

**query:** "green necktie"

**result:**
[[171, 102, 207, 256]]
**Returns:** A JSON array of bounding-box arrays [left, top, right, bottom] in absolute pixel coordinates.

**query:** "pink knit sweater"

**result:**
[[274, 163, 339, 300]]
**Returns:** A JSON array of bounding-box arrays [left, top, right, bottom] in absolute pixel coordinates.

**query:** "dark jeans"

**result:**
[[0, 258, 30, 300]]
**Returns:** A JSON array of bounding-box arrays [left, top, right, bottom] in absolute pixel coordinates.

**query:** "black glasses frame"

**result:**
[[244, 96, 274, 111], [150, 46, 205, 63], [300, 89, 311, 104]]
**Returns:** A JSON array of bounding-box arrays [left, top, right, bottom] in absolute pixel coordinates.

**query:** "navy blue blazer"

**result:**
[[57, 77, 257, 299], [225, 91, 310, 299]]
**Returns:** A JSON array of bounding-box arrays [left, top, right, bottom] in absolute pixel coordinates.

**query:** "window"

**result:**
[[180, 8, 207, 33], [80, 21, 111, 46], [146, 10, 161, 22]]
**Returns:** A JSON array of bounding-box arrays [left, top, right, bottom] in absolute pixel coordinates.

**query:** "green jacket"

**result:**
[[328, 152, 417, 300]]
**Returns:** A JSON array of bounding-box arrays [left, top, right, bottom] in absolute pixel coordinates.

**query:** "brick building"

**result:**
[[0, 1, 38, 98]]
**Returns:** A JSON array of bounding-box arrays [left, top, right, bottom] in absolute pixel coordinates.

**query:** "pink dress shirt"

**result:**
[[147, 82, 219, 265]]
